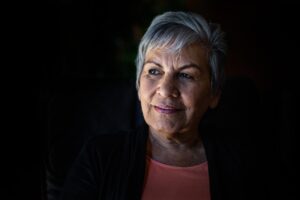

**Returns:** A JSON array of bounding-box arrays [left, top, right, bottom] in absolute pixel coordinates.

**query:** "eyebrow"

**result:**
[[144, 61, 163, 68], [144, 61, 201, 71], [179, 64, 201, 71]]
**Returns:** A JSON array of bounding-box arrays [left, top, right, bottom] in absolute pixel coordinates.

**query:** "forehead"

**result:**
[[145, 43, 209, 67]]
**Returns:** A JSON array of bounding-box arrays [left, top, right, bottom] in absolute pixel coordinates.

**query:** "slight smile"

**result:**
[[153, 105, 183, 114]]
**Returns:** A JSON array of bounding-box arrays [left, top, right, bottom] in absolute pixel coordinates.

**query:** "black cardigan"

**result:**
[[60, 122, 264, 200]]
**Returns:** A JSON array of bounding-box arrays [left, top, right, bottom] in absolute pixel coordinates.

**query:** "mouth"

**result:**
[[153, 105, 183, 114]]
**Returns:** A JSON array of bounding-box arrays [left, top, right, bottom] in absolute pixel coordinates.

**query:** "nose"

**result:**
[[157, 76, 179, 98]]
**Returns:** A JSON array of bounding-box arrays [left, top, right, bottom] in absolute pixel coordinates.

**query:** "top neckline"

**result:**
[[147, 156, 208, 170]]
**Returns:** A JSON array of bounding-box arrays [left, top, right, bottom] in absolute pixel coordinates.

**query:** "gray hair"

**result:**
[[135, 11, 227, 94]]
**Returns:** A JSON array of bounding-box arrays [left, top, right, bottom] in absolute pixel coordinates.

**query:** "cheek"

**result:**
[[138, 85, 153, 113], [140, 78, 157, 99], [182, 87, 211, 112]]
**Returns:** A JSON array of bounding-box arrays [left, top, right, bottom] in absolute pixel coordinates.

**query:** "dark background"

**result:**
[[6, 0, 298, 199], [39, 0, 298, 93]]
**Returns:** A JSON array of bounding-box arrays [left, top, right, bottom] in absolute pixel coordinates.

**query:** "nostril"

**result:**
[[172, 90, 180, 98], [157, 84, 179, 98]]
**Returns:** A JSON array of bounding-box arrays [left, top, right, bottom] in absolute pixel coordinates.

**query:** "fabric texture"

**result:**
[[141, 158, 210, 200], [60, 121, 264, 200]]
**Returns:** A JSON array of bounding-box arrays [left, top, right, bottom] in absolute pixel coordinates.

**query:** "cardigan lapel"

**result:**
[[124, 123, 148, 200]]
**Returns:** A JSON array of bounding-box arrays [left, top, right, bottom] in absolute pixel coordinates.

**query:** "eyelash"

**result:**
[[147, 69, 194, 80], [177, 73, 193, 80], [148, 69, 160, 75]]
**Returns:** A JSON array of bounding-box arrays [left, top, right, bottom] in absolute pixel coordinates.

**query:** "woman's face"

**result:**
[[138, 43, 220, 137]]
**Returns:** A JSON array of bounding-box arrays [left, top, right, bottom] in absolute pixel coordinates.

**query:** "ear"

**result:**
[[209, 91, 221, 109]]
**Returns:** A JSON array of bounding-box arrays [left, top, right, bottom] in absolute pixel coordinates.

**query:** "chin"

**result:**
[[151, 122, 183, 135]]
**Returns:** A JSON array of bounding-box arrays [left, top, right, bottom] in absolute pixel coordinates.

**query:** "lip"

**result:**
[[153, 105, 183, 114]]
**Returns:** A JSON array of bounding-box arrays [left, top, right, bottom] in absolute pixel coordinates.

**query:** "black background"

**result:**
[[5, 0, 298, 199]]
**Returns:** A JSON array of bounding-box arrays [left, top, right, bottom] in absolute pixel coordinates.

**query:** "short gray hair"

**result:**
[[135, 11, 227, 94]]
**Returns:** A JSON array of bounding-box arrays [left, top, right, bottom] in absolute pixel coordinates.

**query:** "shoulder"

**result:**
[[83, 124, 148, 157]]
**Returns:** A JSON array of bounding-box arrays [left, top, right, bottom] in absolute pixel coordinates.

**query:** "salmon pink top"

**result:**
[[141, 157, 211, 200]]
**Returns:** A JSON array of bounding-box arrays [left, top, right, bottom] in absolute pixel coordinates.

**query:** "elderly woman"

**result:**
[[60, 11, 259, 200]]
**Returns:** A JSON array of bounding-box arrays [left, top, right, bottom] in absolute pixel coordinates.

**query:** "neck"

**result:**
[[147, 127, 207, 167]]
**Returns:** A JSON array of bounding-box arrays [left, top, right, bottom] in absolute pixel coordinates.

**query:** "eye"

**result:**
[[148, 69, 160, 75], [178, 72, 193, 80]]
